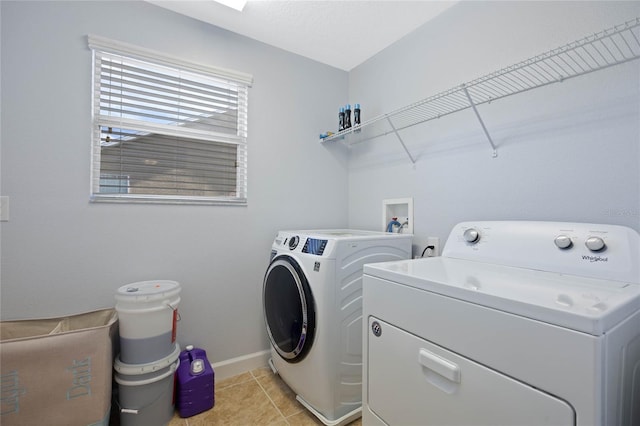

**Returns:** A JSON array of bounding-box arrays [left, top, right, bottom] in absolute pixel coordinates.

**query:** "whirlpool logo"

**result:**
[[582, 255, 609, 263]]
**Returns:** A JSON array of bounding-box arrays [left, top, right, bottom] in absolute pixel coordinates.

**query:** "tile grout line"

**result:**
[[251, 370, 292, 425]]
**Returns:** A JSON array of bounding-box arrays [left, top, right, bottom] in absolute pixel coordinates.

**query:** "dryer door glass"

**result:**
[[263, 256, 315, 363]]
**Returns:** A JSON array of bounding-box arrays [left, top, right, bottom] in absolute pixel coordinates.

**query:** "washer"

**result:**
[[362, 221, 640, 426], [263, 229, 412, 425]]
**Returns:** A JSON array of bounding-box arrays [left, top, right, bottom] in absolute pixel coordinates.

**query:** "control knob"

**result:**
[[463, 228, 480, 244], [289, 235, 300, 250], [554, 235, 573, 249], [585, 236, 606, 252]]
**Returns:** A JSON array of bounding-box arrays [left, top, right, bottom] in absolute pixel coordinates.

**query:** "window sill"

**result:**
[[90, 194, 247, 206]]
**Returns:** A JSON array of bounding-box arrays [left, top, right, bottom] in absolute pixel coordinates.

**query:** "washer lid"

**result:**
[[364, 257, 640, 336]]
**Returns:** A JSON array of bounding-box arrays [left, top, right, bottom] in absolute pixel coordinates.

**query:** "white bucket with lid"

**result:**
[[114, 344, 180, 426], [115, 280, 181, 364]]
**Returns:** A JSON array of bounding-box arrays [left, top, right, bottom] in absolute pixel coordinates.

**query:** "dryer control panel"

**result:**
[[443, 221, 640, 283]]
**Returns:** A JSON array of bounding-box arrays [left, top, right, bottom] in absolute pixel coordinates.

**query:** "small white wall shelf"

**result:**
[[320, 18, 640, 161]]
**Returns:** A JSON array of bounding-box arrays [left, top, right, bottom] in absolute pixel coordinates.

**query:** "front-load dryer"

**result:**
[[263, 229, 412, 425], [363, 221, 640, 426]]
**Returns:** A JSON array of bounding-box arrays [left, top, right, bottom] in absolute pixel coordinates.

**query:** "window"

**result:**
[[88, 35, 252, 205]]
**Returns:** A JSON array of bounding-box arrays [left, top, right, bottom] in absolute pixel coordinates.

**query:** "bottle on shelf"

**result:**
[[354, 103, 361, 132], [338, 107, 345, 131], [344, 104, 352, 129]]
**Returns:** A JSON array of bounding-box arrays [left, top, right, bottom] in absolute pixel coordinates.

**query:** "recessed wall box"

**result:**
[[382, 198, 413, 234]]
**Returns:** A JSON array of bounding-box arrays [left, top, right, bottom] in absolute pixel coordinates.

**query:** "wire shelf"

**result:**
[[321, 18, 640, 159]]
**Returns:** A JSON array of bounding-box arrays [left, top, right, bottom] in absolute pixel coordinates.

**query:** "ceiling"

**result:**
[[145, 0, 458, 71]]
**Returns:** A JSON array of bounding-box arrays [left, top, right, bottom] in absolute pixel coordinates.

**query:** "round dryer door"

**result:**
[[263, 255, 316, 363]]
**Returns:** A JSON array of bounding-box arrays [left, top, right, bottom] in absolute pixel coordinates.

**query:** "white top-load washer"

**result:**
[[263, 229, 412, 425], [362, 221, 640, 426]]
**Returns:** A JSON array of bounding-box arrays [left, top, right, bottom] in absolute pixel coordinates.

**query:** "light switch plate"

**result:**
[[1, 196, 9, 221]]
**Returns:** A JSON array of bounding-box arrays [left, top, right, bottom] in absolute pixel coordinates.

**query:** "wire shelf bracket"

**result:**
[[386, 116, 417, 164], [320, 17, 640, 162], [462, 84, 498, 158]]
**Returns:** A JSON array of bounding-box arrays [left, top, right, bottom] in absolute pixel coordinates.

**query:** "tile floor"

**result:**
[[117, 366, 363, 426]]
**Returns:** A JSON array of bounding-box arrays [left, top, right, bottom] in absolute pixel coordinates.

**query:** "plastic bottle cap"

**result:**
[[345, 104, 351, 109], [339, 107, 344, 112], [186, 345, 194, 351], [355, 103, 360, 108]]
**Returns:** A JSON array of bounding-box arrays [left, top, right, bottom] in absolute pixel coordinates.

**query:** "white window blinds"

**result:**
[[88, 35, 252, 205]]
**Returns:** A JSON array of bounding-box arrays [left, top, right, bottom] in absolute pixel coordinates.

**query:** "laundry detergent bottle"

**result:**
[[176, 345, 215, 418]]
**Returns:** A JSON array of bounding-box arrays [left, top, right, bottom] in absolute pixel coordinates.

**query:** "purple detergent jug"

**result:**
[[176, 345, 214, 418]]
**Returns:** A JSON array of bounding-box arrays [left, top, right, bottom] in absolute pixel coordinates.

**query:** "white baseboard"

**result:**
[[211, 349, 271, 380]]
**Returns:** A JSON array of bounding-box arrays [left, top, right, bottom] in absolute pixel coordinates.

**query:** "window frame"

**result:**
[[88, 35, 253, 205]]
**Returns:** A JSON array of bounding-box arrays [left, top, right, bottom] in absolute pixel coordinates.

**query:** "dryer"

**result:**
[[363, 221, 640, 426], [263, 229, 412, 425]]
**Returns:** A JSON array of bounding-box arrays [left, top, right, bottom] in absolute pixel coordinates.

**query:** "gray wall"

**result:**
[[0, 1, 349, 362], [2, 0, 639, 366], [347, 1, 640, 252]]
